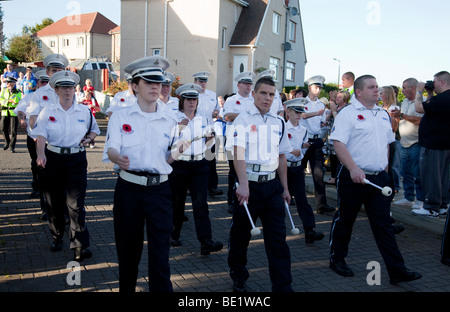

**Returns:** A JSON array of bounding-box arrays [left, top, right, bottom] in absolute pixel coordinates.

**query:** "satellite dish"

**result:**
[[289, 7, 299, 16], [283, 42, 292, 51]]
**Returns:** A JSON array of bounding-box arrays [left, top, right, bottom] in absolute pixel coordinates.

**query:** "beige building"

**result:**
[[120, 0, 307, 96], [34, 12, 118, 62]]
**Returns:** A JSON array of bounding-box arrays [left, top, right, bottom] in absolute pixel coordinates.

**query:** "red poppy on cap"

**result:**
[[120, 98, 125, 102]]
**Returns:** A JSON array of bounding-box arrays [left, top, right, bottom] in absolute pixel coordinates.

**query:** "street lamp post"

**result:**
[[333, 58, 341, 89]]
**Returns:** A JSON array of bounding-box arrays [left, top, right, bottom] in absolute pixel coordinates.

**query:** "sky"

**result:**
[[2, 0, 449, 88]]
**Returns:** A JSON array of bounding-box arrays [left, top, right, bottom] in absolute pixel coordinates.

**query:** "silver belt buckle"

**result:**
[[146, 175, 160, 186], [61, 148, 70, 155], [257, 174, 268, 183]]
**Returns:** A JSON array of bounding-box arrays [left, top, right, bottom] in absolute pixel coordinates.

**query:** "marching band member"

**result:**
[[169, 84, 223, 255], [328, 75, 422, 284], [34, 70, 100, 261], [226, 77, 293, 292], [104, 56, 185, 292], [284, 98, 324, 244], [106, 73, 136, 117]]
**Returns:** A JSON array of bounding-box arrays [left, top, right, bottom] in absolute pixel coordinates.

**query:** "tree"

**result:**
[[5, 17, 54, 63], [22, 18, 54, 36]]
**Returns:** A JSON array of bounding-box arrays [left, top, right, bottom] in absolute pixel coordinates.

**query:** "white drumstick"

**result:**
[[285, 200, 300, 235], [235, 182, 261, 236], [363, 178, 393, 197]]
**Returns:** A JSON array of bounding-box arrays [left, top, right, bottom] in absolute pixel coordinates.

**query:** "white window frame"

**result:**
[[269, 57, 280, 81], [272, 12, 281, 34], [221, 27, 227, 51], [286, 61, 295, 81], [288, 20, 296, 42]]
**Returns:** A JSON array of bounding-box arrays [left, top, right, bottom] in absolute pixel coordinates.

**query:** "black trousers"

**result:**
[[27, 135, 47, 212], [169, 159, 212, 242], [287, 165, 315, 230], [301, 138, 328, 209], [227, 160, 237, 205], [329, 167, 406, 277], [207, 144, 219, 191], [228, 178, 292, 292], [113, 177, 173, 292], [42, 149, 89, 249], [1, 115, 18, 149]]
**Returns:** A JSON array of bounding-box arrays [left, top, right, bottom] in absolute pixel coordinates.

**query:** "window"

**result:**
[[269, 57, 280, 81], [288, 21, 296, 42], [286, 62, 295, 81], [50, 40, 56, 48], [153, 49, 161, 56], [272, 12, 281, 34], [221, 28, 227, 51], [77, 36, 84, 47], [63, 39, 70, 47]]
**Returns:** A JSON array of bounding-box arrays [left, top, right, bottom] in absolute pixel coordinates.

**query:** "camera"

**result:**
[[424, 80, 434, 92]]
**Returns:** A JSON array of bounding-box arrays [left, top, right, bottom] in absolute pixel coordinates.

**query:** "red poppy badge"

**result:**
[[357, 115, 365, 122], [49, 116, 56, 123], [121, 124, 134, 134], [43, 96, 49, 101]]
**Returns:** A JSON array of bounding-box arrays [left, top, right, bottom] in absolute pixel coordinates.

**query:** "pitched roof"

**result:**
[[34, 12, 118, 37], [229, 0, 269, 46]]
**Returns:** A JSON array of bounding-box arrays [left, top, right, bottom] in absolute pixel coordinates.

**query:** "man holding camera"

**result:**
[[414, 72, 450, 218], [415, 71, 450, 266]]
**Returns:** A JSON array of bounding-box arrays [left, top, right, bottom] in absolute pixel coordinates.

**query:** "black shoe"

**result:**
[[441, 258, 450, 267], [170, 238, 182, 247], [317, 205, 336, 214], [10, 148, 15, 153], [3, 144, 9, 151], [232, 280, 248, 292], [201, 239, 223, 255], [392, 222, 405, 234], [330, 261, 354, 277], [74, 247, 92, 262], [305, 230, 324, 244], [51, 239, 63, 252], [209, 189, 223, 196], [389, 269, 422, 285]]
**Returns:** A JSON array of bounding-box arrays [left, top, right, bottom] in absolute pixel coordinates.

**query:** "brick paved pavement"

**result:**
[[1, 119, 449, 294]]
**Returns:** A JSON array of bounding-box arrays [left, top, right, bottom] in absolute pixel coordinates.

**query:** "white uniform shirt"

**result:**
[[399, 98, 424, 148], [226, 104, 292, 175], [172, 111, 213, 157], [26, 83, 58, 117], [197, 89, 218, 125], [329, 98, 395, 172], [106, 90, 137, 115], [300, 96, 326, 136], [32, 102, 100, 148], [223, 93, 254, 126], [14, 95, 34, 137], [158, 96, 180, 117], [103, 101, 176, 174], [271, 90, 284, 115], [285, 121, 308, 163]]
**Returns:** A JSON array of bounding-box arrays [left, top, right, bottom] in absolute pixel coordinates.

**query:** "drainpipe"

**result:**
[[164, 0, 174, 58], [145, 0, 148, 57]]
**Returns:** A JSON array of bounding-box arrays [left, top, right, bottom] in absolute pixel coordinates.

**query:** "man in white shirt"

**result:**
[[328, 74, 421, 284], [300, 75, 335, 214]]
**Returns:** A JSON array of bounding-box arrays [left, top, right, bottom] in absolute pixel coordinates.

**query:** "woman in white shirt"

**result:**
[[34, 70, 100, 261]]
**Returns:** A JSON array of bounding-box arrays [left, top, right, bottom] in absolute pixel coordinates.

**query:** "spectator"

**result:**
[[325, 90, 351, 185], [75, 84, 85, 103], [21, 71, 37, 96], [379, 86, 400, 201], [413, 71, 450, 217], [391, 78, 424, 210], [83, 78, 95, 98], [17, 72, 24, 91]]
